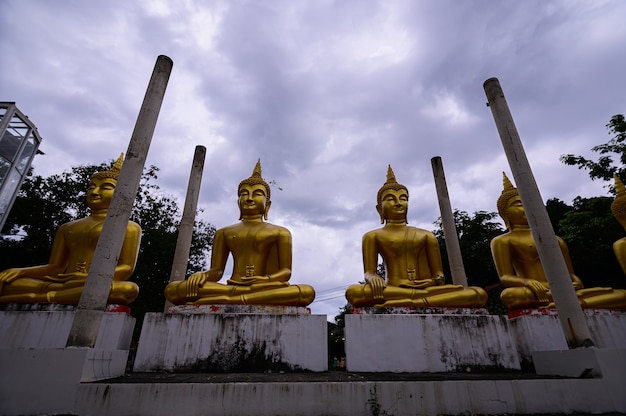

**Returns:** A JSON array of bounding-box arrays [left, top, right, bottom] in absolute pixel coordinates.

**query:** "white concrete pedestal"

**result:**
[[133, 306, 328, 372], [532, 347, 626, 412], [0, 348, 130, 415], [0, 305, 135, 415], [507, 309, 626, 368], [345, 308, 520, 372], [0, 304, 135, 349]]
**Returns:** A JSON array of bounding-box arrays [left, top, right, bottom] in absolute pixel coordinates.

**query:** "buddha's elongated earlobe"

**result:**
[[264, 201, 271, 220], [376, 204, 385, 224]]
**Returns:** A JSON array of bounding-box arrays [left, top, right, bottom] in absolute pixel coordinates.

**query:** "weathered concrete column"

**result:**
[[67, 55, 173, 347], [431, 156, 468, 286], [163, 145, 206, 312], [483, 77, 593, 348]]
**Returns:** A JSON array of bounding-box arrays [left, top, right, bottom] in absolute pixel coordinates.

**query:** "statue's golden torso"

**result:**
[[221, 221, 287, 283], [59, 216, 105, 275], [493, 230, 548, 284], [365, 225, 435, 286]]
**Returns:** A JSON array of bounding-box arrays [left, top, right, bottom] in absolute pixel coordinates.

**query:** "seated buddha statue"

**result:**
[[164, 160, 315, 306], [491, 172, 626, 310], [611, 174, 626, 275], [345, 166, 488, 308], [0, 154, 141, 305]]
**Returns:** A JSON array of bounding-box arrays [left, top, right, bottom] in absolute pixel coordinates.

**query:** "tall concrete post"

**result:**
[[67, 55, 173, 348], [483, 77, 593, 348], [431, 156, 468, 286], [163, 145, 206, 312]]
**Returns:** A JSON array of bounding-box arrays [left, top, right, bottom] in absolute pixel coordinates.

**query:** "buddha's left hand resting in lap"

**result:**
[[165, 160, 315, 306], [345, 166, 488, 308], [0, 154, 141, 305]]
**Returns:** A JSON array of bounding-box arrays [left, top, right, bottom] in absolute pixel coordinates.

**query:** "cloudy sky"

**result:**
[[1, 1, 624, 318]]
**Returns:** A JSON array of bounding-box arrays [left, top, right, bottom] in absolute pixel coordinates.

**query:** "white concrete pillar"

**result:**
[[67, 55, 173, 347], [431, 156, 468, 286], [163, 145, 206, 312], [483, 77, 593, 348]]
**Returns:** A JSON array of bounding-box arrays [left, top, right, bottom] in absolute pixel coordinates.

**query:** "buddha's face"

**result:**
[[505, 196, 527, 227], [86, 177, 116, 211], [238, 184, 268, 216], [378, 188, 408, 222]]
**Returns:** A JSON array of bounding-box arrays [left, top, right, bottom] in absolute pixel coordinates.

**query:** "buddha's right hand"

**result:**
[[186, 271, 207, 298], [526, 280, 550, 304], [0, 268, 22, 291], [366, 275, 386, 301]]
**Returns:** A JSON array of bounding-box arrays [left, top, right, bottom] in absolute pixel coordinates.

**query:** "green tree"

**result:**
[[433, 210, 506, 314], [545, 198, 572, 235], [434, 210, 504, 289], [0, 160, 215, 331], [548, 196, 624, 289], [560, 114, 626, 188], [328, 302, 352, 366]]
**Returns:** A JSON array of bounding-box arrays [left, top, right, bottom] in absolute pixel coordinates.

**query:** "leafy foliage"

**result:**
[[328, 303, 352, 363], [434, 210, 506, 314], [547, 197, 624, 289], [434, 210, 504, 289], [560, 114, 626, 189], [0, 160, 216, 332], [557, 114, 626, 288]]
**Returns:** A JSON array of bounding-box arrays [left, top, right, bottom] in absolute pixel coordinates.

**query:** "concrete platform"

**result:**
[[3, 307, 626, 415], [72, 371, 625, 416], [508, 309, 626, 367], [133, 308, 328, 372], [0, 304, 136, 416], [0, 303, 135, 350], [345, 308, 521, 372], [0, 348, 130, 415]]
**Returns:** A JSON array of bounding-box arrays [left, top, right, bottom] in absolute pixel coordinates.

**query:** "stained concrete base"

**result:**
[[532, 347, 626, 412], [0, 348, 130, 415], [0, 304, 135, 350], [0, 305, 135, 415], [3, 308, 626, 415], [74, 374, 625, 416], [133, 311, 328, 372], [508, 309, 626, 367], [345, 311, 521, 372]]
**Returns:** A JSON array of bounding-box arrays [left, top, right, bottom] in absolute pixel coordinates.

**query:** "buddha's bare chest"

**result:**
[[377, 231, 425, 256], [224, 227, 276, 252], [64, 220, 104, 249], [509, 236, 540, 261]]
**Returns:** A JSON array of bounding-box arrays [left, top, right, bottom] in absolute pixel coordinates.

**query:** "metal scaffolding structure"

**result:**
[[0, 102, 43, 232]]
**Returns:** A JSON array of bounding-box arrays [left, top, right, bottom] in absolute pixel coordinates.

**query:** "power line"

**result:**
[[313, 292, 346, 303], [314, 285, 349, 295]]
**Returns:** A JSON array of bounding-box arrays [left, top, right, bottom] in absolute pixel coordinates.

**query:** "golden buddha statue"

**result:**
[[0, 154, 141, 305], [611, 174, 626, 275], [345, 166, 488, 308], [491, 172, 626, 310], [164, 160, 315, 306]]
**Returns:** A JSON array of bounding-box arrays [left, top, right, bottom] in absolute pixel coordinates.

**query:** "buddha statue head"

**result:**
[[611, 174, 626, 230], [376, 165, 409, 224], [86, 153, 124, 212], [496, 172, 523, 229], [238, 159, 272, 220]]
